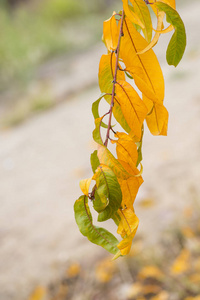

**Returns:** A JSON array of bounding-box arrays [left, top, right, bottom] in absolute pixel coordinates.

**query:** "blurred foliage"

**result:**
[[0, 0, 116, 91], [28, 199, 200, 300]]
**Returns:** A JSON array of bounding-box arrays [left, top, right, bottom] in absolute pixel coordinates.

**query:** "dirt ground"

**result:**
[[0, 1, 200, 300]]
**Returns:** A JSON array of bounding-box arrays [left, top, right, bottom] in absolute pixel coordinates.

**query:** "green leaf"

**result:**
[[92, 93, 108, 129], [94, 165, 122, 221], [74, 195, 119, 255], [90, 150, 100, 174], [112, 211, 121, 226], [155, 2, 186, 67], [92, 117, 104, 145]]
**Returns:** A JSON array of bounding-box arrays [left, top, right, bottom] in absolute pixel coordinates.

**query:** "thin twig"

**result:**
[[104, 10, 125, 147]]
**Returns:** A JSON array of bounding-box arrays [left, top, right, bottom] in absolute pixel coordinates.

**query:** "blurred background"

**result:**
[[0, 0, 200, 300]]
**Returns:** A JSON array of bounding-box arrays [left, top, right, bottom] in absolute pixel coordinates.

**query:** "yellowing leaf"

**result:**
[[157, 0, 176, 9], [121, 17, 165, 104], [103, 12, 119, 51], [171, 249, 190, 275], [115, 80, 148, 139], [28, 287, 46, 300], [93, 165, 122, 221], [79, 177, 92, 196], [145, 102, 169, 136], [130, 0, 152, 43], [97, 145, 131, 179], [138, 265, 164, 280], [122, 0, 145, 28]]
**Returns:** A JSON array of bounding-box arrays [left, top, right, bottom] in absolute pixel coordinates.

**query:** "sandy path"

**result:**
[[0, 1, 200, 299]]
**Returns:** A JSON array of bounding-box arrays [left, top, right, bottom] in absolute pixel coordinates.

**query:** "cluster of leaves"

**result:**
[[29, 203, 200, 300], [74, 0, 186, 258], [28, 204, 200, 300]]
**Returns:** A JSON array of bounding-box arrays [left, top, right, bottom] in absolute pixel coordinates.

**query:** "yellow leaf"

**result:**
[[117, 234, 134, 255], [145, 102, 169, 136], [103, 12, 119, 51], [79, 177, 92, 196], [115, 80, 148, 139], [118, 160, 143, 209], [113, 132, 138, 167], [121, 17, 165, 104], [117, 209, 139, 255], [171, 249, 190, 275], [67, 263, 81, 278], [122, 0, 145, 28], [28, 287, 46, 300], [138, 265, 164, 280], [117, 208, 139, 237]]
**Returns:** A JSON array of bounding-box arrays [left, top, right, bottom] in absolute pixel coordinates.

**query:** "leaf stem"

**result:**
[[104, 10, 125, 147]]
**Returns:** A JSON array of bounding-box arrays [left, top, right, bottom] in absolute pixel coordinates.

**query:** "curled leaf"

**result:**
[[92, 93, 108, 129], [79, 177, 93, 196], [93, 165, 122, 221], [74, 196, 119, 255]]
